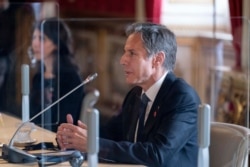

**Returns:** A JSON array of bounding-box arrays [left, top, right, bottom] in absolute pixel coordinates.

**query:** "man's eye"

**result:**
[[129, 51, 135, 56]]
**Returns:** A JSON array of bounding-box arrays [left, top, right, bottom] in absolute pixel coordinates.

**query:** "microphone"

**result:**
[[21, 64, 30, 122], [2, 73, 98, 164]]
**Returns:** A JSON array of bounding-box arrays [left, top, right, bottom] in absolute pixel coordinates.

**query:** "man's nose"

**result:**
[[120, 54, 127, 65]]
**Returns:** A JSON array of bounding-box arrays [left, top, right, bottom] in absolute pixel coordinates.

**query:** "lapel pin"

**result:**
[[153, 111, 157, 117], [154, 106, 159, 117]]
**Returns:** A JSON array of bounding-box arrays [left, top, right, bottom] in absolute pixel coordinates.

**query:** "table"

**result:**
[[0, 112, 57, 146], [0, 160, 143, 167], [0, 113, 144, 167]]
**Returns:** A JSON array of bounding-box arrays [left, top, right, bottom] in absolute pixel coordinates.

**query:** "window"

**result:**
[[160, 0, 231, 35]]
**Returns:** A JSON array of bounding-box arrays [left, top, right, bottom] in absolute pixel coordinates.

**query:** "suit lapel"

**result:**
[[143, 72, 176, 136]]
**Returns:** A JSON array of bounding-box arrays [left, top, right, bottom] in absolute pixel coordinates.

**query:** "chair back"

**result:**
[[210, 122, 250, 167]]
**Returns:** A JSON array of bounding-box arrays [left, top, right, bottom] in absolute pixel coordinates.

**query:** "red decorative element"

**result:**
[[28, 0, 163, 23], [58, 0, 136, 18], [153, 111, 157, 117], [145, 0, 162, 23], [229, 0, 243, 70], [27, 0, 163, 23]]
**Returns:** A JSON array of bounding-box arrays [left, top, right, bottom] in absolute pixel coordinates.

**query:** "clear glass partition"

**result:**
[[167, 16, 249, 128], [0, 3, 138, 164], [171, 16, 249, 166], [34, 18, 135, 132], [0, 2, 60, 130], [0, 2, 135, 132], [210, 17, 250, 128]]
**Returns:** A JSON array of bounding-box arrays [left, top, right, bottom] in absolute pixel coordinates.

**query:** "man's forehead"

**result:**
[[126, 33, 142, 45]]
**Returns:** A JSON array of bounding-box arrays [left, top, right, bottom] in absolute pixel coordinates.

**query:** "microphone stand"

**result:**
[[2, 73, 98, 164], [84, 89, 100, 167]]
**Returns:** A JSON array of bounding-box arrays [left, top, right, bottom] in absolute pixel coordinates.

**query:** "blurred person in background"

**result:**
[[29, 18, 85, 132], [0, 0, 35, 117]]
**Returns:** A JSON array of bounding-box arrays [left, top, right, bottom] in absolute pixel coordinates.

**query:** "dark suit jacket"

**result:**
[[99, 72, 201, 167]]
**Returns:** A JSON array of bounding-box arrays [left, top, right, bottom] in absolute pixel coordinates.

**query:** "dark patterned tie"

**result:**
[[136, 93, 149, 142]]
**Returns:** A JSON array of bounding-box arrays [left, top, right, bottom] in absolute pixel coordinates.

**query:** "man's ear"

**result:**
[[153, 51, 165, 67]]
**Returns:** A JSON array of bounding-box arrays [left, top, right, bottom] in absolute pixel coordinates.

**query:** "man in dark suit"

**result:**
[[56, 22, 201, 167]]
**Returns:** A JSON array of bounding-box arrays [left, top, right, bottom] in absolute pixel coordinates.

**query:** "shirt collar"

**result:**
[[144, 72, 168, 102]]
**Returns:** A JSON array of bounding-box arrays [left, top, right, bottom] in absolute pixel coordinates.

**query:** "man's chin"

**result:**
[[125, 79, 136, 85]]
